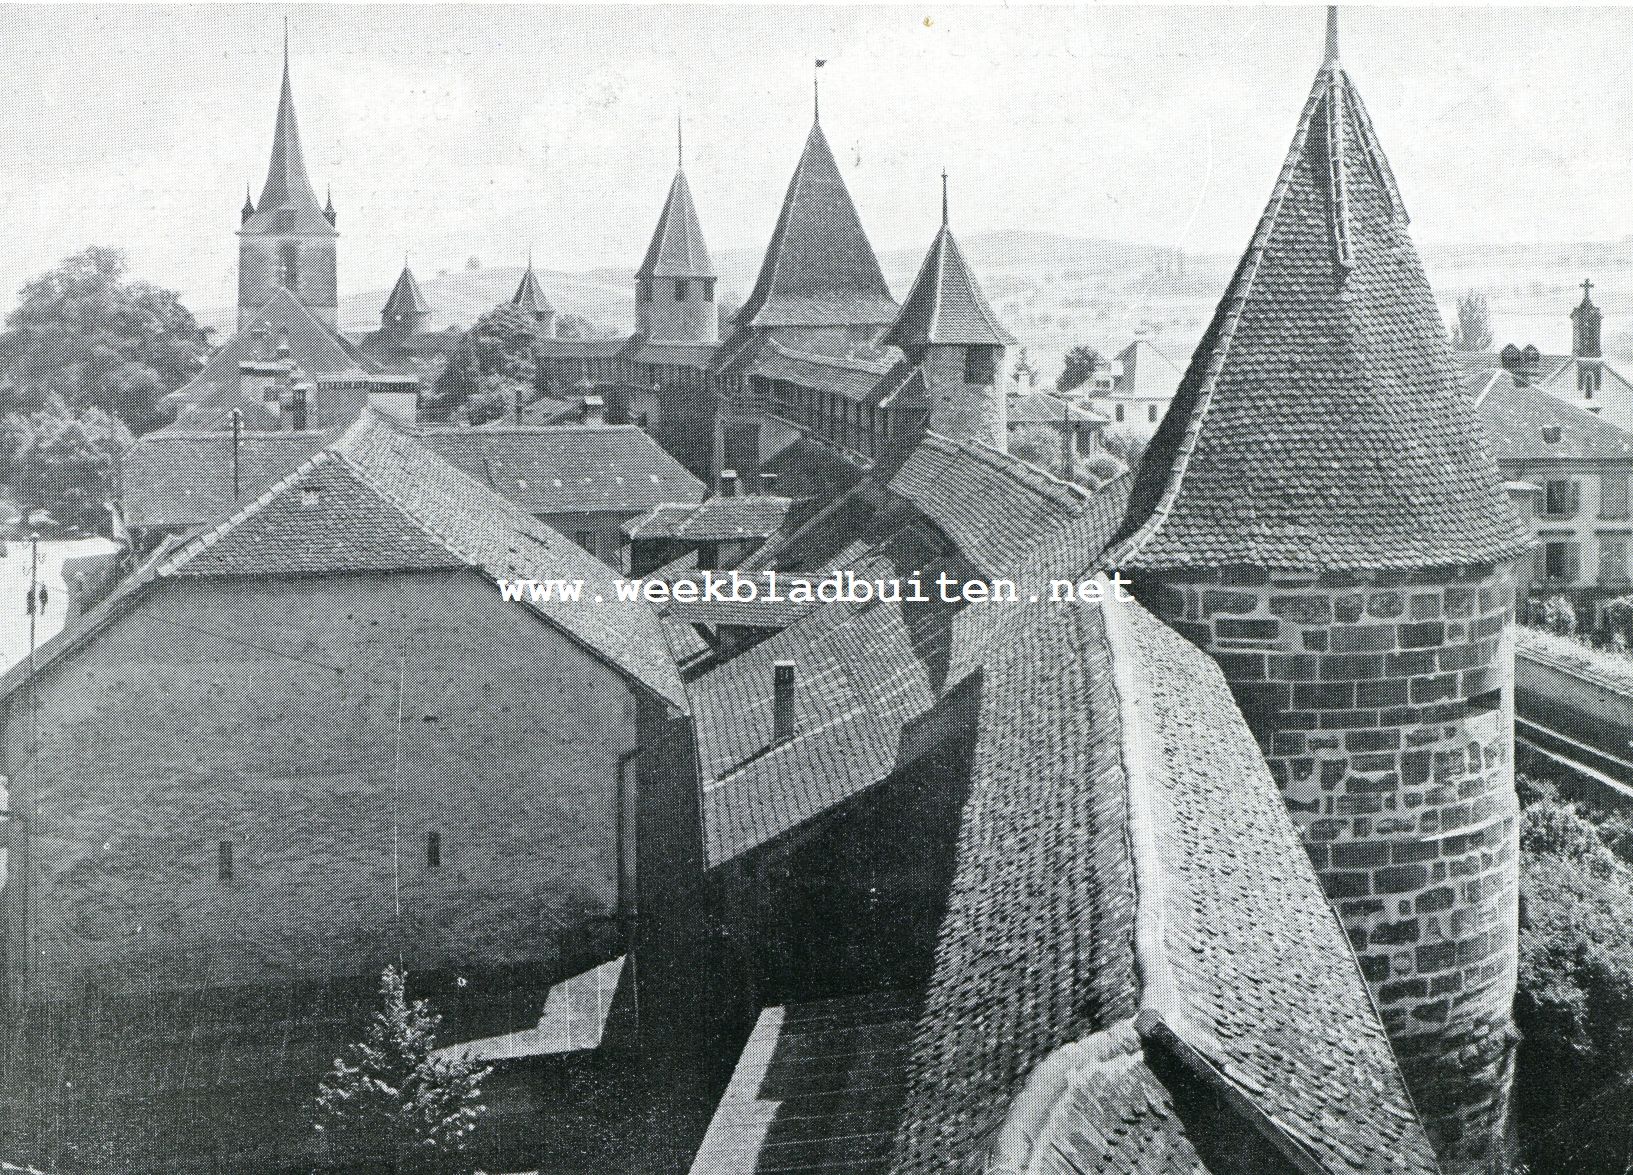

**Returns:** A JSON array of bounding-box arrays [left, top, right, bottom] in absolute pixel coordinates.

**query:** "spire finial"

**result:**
[[528, 244, 534, 271], [677, 112, 684, 169], [941, 169, 949, 227], [1583, 277, 1596, 301], [813, 58, 827, 123], [1324, 5, 1340, 66], [283, 16, 290, 74]]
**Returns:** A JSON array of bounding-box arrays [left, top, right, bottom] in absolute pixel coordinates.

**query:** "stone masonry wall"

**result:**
[[1138, 564, 1519, 1175], [3, 570, 637, 1003]]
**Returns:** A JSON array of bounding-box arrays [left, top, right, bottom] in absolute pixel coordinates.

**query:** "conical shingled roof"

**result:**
[[511, 262, 554, 317], [1112, 13, 1528, 573], [885, 212, 1015, 349], [381, 265, 430, 319], [243, 37, 335, 237], [637, 170, 715, 280], [736, 121, 898, 330]]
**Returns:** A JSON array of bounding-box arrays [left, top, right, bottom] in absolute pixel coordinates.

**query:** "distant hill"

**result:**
[[198, 231, 1633, 385]]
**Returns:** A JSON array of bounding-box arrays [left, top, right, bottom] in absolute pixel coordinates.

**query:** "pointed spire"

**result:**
[[246, 19, 333, 235], [241, 184, 256, 224], [637, 163, 715, 280], [512, 258, 555, 320], [324, 184, 336, 226], [381, 262, 430, 320], [1324, 5, 1340, 66], [1111, 9, 1528, 574], [736, 120, 897, 329], [885, 198, 1015, 351]]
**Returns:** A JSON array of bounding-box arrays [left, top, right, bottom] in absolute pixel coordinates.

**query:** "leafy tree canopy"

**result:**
[[0, 246, 207, 433], [1, 403, 131, 532], [1451, 289, 1495, 353], [1057, 345, 1105, 393]]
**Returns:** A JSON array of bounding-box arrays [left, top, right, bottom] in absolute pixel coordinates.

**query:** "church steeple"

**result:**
[[237, 24, 338, 332], [1573, 277, 1603, 359], [511, 252, 557, 336]]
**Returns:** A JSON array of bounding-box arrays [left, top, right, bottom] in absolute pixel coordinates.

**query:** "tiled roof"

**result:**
[[755, 435, 867, 503], [1112, 30, 1529, 572], [886, 593, 1439, 1174], [166, 288, 372, 423], [151, 412, 686, 706], [621, 337, 718, 369], [735, 121, 899, 330], [1007, 391, 1107, 426], [883, 222, 1016, 350], [121, 428, 330, 532], [752, 340, 904, 404], [637, 169, 715, 280], [380, 266, 430, 318], [687, 991, 921, 1175], [512, 264, 555, 317], [242, 46, 335, 238], [413, 424, 705, 516], [623, 496, 795, 542], [1473, 367, 1633, 463], [535, 336, 630, 362]]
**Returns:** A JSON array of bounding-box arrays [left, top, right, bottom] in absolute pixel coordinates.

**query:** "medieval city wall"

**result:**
[[1137, 564, 1519, 1175], [3, 570, 636, 1002]]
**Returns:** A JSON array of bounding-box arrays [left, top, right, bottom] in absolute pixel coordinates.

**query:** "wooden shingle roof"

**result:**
[[883, 219, 1015, 350], [637, 169, 715, 281], [241, 41, 334, 238], [1113, 12, 1528, 572]]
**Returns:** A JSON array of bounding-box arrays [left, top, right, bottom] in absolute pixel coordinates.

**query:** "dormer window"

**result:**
[[1542, 425, 1562, 444]]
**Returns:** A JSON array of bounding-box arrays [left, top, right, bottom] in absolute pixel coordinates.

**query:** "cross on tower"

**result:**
[[1583, 278, 1595, 299]]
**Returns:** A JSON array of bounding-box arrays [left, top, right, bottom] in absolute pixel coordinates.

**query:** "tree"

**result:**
[[1451, 290, 1494, 353], [1539, 594, 1578, 638], [556, 313, 616, 341], [1516, 794, 1633, 1175], [2, 403, 131, 532], [312, 966, 490, 1175], [0, 246, 208, 433], [1603, 595, 1633, 649], [1100, 428, 1149, 476], [429, 302, 541, 425], [1057, 345, 1104, 393]]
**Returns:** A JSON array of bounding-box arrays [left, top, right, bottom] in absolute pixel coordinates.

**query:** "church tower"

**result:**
[[883, 174, 1015, 451], [238, 29, 338, 332], [1110, 12, 1530, 1173], [1573, 278, 1604, 401], [635, 126, 718, 345]]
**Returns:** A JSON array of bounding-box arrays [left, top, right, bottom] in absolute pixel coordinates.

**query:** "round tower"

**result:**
[[1110, 12, 1529, 1173], [635, 126, 718, 346]]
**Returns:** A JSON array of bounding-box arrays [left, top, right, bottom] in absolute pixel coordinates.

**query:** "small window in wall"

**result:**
[[703, 278, 716, 303], [1115, 404, 1125, 423], [674, 279, 690, 302], [575, 530, 595, 552], [277, 243, 299, 290], [218, 841, 234, 883], [1543, 540, 1580, 582], [1148, 404, 1159, 423], [1602, 535, 1629, 583], [427, 831, 442, 868], [964, 346, 997, 385], [638, 280, 653, 303]]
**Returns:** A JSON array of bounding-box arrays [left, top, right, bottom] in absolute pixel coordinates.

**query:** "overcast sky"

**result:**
[[0, 4, 1629, 316]]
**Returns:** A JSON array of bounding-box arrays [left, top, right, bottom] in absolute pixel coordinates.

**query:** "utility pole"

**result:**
[[230, 408, 243, 501]]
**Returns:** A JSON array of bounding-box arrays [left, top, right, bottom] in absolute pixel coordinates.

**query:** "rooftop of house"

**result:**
[[734, 119, 899, 331], [1008, 390, 1109, 426], [380, 264, 431, 319], [411, 423, 705, 516], [6, 411, 688, 710], [623, 495, 796, 543], [1471, 366, 1633, 463], [120, 428, 333, 532], [1111, 18, 1528, 572]]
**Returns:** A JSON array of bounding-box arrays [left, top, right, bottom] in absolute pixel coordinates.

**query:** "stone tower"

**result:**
[[238, 29, 338, 332], [635, 126, 718, 345], [1108, 11, 1531, 1174], [379, 262, 431, 341], [883, 175, 1016, 452]]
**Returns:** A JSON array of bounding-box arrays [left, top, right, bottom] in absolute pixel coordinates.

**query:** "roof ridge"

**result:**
[[764, 337, 896, 374], [920, 431, 1094, 509], [156, 449, 337, 577]]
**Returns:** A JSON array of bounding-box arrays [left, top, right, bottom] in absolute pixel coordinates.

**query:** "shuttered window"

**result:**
[[1544, 479, 1580, 518], [1604, 472, 1629, 520]]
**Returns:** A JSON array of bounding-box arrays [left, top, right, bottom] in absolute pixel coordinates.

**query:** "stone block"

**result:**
[[1376, 864, 1430, 893], [1399, 621, 1447, 649], [1334, 594, 1365, 623], [1216, 617, 1281, 641], [1270, 595, 1332, 624], [1203, 589, 1260, 615], [1323, 870, 1372, 898], [1334, 624, 1397, 653]]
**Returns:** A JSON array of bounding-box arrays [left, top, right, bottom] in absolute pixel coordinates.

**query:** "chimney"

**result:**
[[759, 472, 778, 496], [719, 469, 738, 498], [581, 395, 605, 426], [772, 661, 796, 742], [1500, 343, 1543, 388]]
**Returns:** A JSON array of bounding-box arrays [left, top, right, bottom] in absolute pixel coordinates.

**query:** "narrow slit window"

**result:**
[[218, 841, 233, 882], [427, 831, 442, 868]]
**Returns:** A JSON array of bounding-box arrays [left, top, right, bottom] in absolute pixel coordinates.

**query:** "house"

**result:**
[[1075, 331, 1184, 436], [1472, 365, 1633, 623], [1460, 279, 1633, 430], [622, 486, 798, 575]]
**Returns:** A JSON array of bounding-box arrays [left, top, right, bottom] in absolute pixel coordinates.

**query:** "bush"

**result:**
[[1603, 595, 1633, 649], [1540, 594, 1578, 637], [1515, 791, 1633, 1174]]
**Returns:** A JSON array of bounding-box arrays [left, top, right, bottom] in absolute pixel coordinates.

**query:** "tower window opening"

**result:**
[[218, 841, 234, 882], [278, 243, 299, 291], [674, 279, 690, 302], [638, 280, 653, 303], [703, 278, 716, 303], [427, 831, 441, 868], [964, 346, 997, 385]]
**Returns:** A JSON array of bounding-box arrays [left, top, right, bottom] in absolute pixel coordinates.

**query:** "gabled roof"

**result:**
[[241, 39, 335, 238], [166, 287, 372, 425], [1112, 15, 1528, 572], [1473, 368, 1633, 463], [1008, 390, 1107, 426], [5, 413, 688, 710], [511, 262, 555, 317], [1113, 336, 1183, 399], [121, 428, 331, 532], [381, 265, 430, 318], [637, 169, 715, 280], [883, 219, 1015, 349], [623, 495, 795, 543], [735, 121, 899, 330], [412, 424, 705, 516]]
